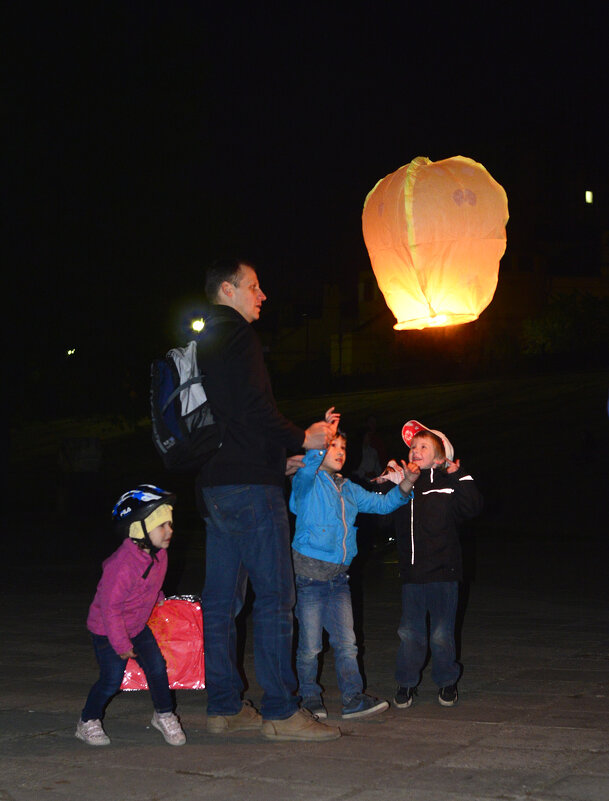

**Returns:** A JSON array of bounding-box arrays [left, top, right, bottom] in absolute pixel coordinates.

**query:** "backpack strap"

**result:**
[[161, 375, 204, 414]]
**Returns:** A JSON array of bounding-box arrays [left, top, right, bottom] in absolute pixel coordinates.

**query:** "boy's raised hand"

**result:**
[[324, 406, 341, 437], [445, 458, 460, 474], [401, 460, 421, 484]]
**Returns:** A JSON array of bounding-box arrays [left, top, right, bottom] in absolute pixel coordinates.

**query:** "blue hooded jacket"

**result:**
[[290, 448, 411, 567]]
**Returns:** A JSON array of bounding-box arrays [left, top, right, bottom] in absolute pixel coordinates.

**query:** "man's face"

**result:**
[[227, 264, 267, 323]]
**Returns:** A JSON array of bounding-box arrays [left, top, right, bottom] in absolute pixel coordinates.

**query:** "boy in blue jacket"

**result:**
[[290, 408, 419, 720]]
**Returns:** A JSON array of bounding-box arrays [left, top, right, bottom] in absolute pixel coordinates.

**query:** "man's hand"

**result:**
[[285, 454, 305, 476], [303, 421, 332, 450], [119, 649, 137, 660], [445, 458, 460, 474], [324, 406, 340, 437]]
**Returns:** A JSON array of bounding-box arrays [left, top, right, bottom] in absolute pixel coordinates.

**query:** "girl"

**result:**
[[76, 485, 186, 746]]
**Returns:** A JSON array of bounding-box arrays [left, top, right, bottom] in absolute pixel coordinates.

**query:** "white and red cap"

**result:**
[[401, 419, 454, 463]]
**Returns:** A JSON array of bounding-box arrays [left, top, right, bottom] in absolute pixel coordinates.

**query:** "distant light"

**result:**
[[585, 190, 593, 204], [66, 348, 76, 357], [191, 318, 205, 333]]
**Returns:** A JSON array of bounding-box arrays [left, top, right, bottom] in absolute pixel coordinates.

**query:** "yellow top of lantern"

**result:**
[[362, 155, 509, 330]]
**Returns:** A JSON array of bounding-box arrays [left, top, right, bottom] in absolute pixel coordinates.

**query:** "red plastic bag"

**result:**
[[121, 596, 205, 690]]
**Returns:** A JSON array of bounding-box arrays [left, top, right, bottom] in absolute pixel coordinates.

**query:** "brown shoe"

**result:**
[[261, 708, 341, 741], [207, 701, 262, 734]]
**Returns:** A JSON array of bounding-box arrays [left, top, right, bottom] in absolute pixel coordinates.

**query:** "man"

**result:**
[[196, 258, 341, 741]]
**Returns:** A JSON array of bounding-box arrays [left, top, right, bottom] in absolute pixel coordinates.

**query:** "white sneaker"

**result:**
[[75, 718, 110, 746], [151, 711, 186, 746]]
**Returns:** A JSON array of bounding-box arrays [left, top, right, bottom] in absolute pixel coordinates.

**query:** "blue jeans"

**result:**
[[295, 572, 362, 705], [81, 625, 172, 721], [201, 484, 298, 720], [395, 581, 461, 689]]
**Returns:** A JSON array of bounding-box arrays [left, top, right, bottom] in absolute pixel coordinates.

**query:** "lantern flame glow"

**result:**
[[362, 156, 509, 330]]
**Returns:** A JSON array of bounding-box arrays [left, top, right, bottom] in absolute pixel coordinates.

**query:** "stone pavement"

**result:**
[[1, 531, 608, 801]]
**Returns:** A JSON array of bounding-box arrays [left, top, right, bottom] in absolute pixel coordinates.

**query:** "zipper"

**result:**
[[324, 472, 348, 563], [410, 494, 415, 565]]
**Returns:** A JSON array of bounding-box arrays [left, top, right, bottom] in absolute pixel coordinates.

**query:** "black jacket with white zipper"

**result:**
[[392, 465, 483, 584]]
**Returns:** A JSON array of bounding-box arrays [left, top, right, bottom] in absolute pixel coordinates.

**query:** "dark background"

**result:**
[[5, 6, 608, 640], [8, 4, 608, 378]]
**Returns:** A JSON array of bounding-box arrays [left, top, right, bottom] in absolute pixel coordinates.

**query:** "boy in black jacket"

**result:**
[[376, 420, 483, 709]]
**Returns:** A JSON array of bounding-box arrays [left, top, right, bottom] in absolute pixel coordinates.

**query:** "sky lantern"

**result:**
[[362, 155, 509, 330]]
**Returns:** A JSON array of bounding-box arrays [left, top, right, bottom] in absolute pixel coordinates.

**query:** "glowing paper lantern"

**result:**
[[362, 155, 508, 330]]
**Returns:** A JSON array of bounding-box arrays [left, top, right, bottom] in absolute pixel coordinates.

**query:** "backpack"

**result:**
[[150, 340, 223, 472]]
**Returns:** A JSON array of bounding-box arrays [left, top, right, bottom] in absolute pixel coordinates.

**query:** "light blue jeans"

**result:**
[[395, 581, 461, 688], [201, 484, 299, 720], [295, 572, 362, 705]]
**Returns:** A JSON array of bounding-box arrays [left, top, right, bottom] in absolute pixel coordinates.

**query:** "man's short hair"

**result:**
[[204, 258, 253, 302]]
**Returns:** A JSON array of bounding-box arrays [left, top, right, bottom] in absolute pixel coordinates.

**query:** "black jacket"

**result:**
[[393, 465, 483, 583], [196, 305, 305, 488]]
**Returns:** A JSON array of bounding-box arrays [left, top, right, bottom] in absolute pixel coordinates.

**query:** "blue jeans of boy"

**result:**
[[81, 625, 172, 721], [395, 581, 460, 689], [295, 572, 362, 705], [201, 484, 299, 720]]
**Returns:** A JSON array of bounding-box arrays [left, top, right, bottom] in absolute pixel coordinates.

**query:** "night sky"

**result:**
[[8, 3, 608, 366]]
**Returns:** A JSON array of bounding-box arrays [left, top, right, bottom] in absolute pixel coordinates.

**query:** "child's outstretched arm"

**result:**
[[398, 460, 420, 495], [350, 459, 419, 516], [285, 454, 305, 475], [289, 447, 326, 514]]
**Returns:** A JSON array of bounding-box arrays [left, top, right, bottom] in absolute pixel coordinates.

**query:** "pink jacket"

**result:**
[[87, 539, 167, 655]]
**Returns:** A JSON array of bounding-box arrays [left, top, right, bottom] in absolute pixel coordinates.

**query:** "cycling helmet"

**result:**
[[112, 484, 176, 552]]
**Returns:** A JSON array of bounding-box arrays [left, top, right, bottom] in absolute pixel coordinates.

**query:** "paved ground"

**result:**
[[1, 523, 608, 801]]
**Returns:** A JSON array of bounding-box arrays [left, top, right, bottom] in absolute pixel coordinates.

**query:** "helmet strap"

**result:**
[[140, 517, 161, 555], [134, 517, 160, 579], [128, 519, 160, 555]]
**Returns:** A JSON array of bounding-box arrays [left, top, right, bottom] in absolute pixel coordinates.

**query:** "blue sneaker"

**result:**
[[341, 693, 389, 719], [302, 697, 328, 719]]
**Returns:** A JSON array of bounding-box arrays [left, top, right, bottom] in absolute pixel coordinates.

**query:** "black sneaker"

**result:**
[[438, 684, 458, 707], [302, 697, 328, 720], [394, 686, 416, 709]]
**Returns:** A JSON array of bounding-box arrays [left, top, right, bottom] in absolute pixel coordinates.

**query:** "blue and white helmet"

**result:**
[[112, 484, 176, 549]]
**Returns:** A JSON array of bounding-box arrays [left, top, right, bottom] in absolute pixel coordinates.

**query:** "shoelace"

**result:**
[[159, 715, 182, 734]]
